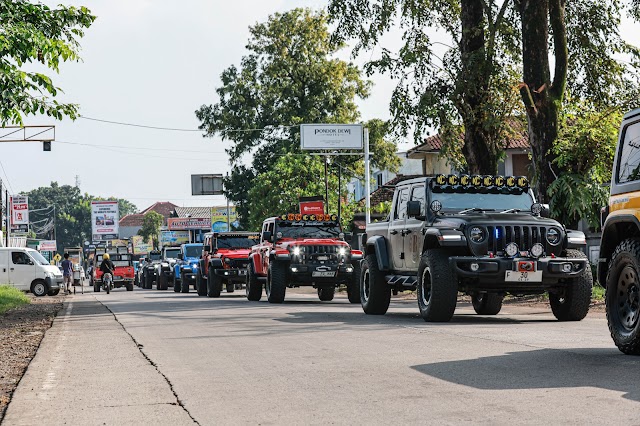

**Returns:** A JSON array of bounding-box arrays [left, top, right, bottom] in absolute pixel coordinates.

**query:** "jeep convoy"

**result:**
[[361, 174, 592, 322], [173, 243, 203, 293], [156, 246, 180, 290], [199, 231, 260, 297], [139, 250, 162, 289], [246, 214, 362, 303]]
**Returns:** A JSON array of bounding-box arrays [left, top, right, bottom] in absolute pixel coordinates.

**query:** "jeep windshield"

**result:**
[[184, 246, 203, 257], [164, 249, 180, 259], [149, 253, 162, 261], [432, 191, 534, 212], [276, 223, 342, 239], [216, 237, 258, 249]]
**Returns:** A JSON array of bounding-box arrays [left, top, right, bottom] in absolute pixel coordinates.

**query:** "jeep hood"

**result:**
[[435, 213, 562, 229]]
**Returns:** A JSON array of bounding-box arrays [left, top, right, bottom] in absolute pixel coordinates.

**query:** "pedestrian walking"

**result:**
[[61, 253, 74, 294]]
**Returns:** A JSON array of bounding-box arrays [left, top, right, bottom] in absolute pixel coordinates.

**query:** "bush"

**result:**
[[0, 285, 30, 314]]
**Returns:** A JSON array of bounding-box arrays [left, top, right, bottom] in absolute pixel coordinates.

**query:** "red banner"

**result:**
[[299, 201, 324, 215]]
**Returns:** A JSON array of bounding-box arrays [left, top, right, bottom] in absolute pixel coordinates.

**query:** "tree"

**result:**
[[329, 0, 523, 174], [196, 8, 400, 229], [517, 0, 640, 201], [0, 1, 95, 125], [138, 211, 163, 250]]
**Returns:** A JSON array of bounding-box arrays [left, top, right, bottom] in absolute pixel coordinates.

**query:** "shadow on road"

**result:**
[[411, 348, 640, 402]]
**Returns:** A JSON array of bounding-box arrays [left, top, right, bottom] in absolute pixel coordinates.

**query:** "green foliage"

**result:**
[[197, 8, 399, 229], [138, 211, 163, 249], [548, 174, 608, 230], [0, 285, 30, 314], [0, 1, 95, 125], [24, 182, 137, 251]]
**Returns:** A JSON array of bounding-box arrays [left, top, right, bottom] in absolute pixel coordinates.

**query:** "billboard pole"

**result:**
[[6, 192, 10, 246], [364, 128, 371, 225]]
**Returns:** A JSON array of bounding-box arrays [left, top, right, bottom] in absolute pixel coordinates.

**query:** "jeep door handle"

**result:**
[[402, 230, 412, 236], [390, 230, 398, 235]]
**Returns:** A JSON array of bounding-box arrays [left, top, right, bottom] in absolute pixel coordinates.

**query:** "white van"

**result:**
[[0, 247, 63, 296]]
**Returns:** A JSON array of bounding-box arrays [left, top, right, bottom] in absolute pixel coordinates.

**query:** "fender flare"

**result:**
[[365, 235, 391, 271], [249, 252, 262, 274], [209, 258, 223, 269], [598, 214, 640, 285]]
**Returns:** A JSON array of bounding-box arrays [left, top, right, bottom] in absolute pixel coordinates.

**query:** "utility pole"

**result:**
[[5, 189, 9, 247], [324, 156, 329, 214], [364, 128, 371, 224]]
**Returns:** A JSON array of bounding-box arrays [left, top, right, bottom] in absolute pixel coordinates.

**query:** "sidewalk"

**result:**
[[2, 294, 195, 426]]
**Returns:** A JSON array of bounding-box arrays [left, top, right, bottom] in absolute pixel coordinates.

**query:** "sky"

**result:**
[[1, 1, 638, 211]]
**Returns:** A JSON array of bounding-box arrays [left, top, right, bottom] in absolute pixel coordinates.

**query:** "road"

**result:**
[[5, 288, 640, 425]]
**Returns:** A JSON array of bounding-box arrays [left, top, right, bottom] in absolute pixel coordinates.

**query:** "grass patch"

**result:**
[[592, 284, 605, 301], [0, 285, 30, 314]]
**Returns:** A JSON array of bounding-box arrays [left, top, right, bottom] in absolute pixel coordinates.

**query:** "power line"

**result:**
[[0, 160, 14, 194], [55, 140, 226, 154]]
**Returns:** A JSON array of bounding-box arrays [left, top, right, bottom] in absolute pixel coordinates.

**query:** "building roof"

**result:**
[[119, 214, 145, 227], [140, 202, 178, 219], [174, 207, 212, 219], [360, 174, 425, 207], [407, 119, 529, 158]]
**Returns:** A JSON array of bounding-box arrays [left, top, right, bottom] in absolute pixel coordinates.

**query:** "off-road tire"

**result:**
[[266, 262, 287, 303], [134, 275, 139, 287], [126, 283, 133, 291], [173, 274, 181, 292], [606, 239, 640, 354], [417, 249, 458, 322], [471, 292, 504, 315], [226, 283, 235, 293], [360, 254, 390, 315], [181, 275, 190, 293], [246, 263, 262, 301], [208, 268, 222, 298], [197, 271, 207, 296], [144, 273, 153, 289], [318, 287, 335, 301], [157, 272, 168, 290], [549, 249, 592, 321], [347, 261, 362, 304], [31, 280, 47, 297]]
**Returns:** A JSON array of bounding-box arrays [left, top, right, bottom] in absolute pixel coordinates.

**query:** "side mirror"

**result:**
[[541, 203, 551, 218], [262, 231, 272, 242], [177, 253, 183, 260], [407, 200, 422, 218]]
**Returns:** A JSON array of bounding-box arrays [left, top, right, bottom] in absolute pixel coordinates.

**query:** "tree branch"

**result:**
[[549, 0, 568, 100]]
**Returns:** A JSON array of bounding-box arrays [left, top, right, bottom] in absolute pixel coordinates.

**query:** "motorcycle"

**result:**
[[102, 272, 113, 294]]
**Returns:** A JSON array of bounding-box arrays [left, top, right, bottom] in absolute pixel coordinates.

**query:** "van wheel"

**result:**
[[606, 239, 640, 354], [550, 249, 593, 321], [361, 254, 390, 315], [31, 280, 47, 297], [48, 289, 60, 296], [417, 249, 458, 322]]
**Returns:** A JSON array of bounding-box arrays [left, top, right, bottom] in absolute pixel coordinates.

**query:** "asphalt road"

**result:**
[[6, 287, 640, 425]]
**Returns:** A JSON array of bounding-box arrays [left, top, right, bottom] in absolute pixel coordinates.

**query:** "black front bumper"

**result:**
[[287, 263, 355, 285], [214, 268, 248, 282], [449, 256, 588, 290]]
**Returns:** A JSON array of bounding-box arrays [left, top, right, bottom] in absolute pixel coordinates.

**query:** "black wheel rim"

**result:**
[[616, 265, 640, 331], [362, 270, 370, 302], [420, 267, 432, 307]]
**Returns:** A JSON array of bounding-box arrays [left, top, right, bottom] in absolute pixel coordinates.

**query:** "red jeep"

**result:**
[[93, 246, 134, 292], [197, 232, 261, 298], [246, 213, 363, 303]]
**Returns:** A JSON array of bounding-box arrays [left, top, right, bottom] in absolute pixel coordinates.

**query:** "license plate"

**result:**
[[317, 256, 329, 261], [312, 271, 336, 278], [505, 270, 542, 282], [114, 276, 122, 280], [239, 270, 247, 275]]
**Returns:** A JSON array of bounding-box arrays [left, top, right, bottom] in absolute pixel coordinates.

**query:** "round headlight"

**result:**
[[338, 247, 347, 256], [530, 243, 544, 258], [292, 247, 301, 256], [469, 227, 486, 243], [546, 228, 561, 245], [504, 242, 519, 257]]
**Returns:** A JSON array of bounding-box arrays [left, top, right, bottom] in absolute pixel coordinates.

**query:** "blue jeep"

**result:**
[[173, 243, 204, 293]]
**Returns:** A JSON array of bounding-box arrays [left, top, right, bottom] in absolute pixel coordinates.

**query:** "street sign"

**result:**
[[53, 253, 62, 262], [191, 174, 224, 195], [300, 124, 363, 150]]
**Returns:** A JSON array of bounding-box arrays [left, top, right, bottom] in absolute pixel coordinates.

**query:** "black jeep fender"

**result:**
[[598, 214, 640, 286], [365, 235, 391, 271], [209, 258, 223, 269]]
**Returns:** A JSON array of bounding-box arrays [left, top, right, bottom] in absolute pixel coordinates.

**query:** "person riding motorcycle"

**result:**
[[99, 253, 116, 291]]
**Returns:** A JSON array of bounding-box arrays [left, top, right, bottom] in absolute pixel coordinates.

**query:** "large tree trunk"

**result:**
[[518, 0, 567, 202], [459, 0, 499, 175]]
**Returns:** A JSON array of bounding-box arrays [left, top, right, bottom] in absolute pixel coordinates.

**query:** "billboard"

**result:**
[[211, 206, 238, 232], [39, 240, 57, 251], [167, 217, 211, 230], [10, 195, 29, 235], [132, 235, 153, 255], [159, 230, 190, 246], [300, 124, 363, 150], [91, 201, 119, 242]]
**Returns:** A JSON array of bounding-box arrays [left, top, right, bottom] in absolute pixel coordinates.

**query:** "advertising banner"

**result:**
[[159, 230, 190, 245], [300, 124, 363, 150], [39, 240, 57, 251], [211, 206, 238, 232], [132, 235, 153, 255], [91, 201, 119, 242], [167, 217, 211, 230], [300, 201, 324, 215], [10, 195, 29, 235]]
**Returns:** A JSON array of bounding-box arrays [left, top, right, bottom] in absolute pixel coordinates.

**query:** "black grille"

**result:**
[[227, 259, 249, 269], [301, 245, 338, 255], [486, 225, 550, 253]]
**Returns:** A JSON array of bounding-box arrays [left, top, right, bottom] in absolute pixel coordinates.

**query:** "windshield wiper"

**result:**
[[458, 208, 495, 214], [500, 208, 522, 214]]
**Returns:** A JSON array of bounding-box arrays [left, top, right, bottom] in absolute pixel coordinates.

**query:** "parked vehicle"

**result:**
[[0, 247, 63, 296], [173, 243, 204, 293], [362, 174, 592, 322], [140, 250, 162, 289], [599, 108, 640, 354], [94, 246, 134, 292], [155, 246, 180, 290], [199, 232, 260, 297], [247, 214, 361, 303]]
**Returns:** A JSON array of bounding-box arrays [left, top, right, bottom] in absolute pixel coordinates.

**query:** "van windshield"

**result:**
[[30, 251, 51, 266]]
